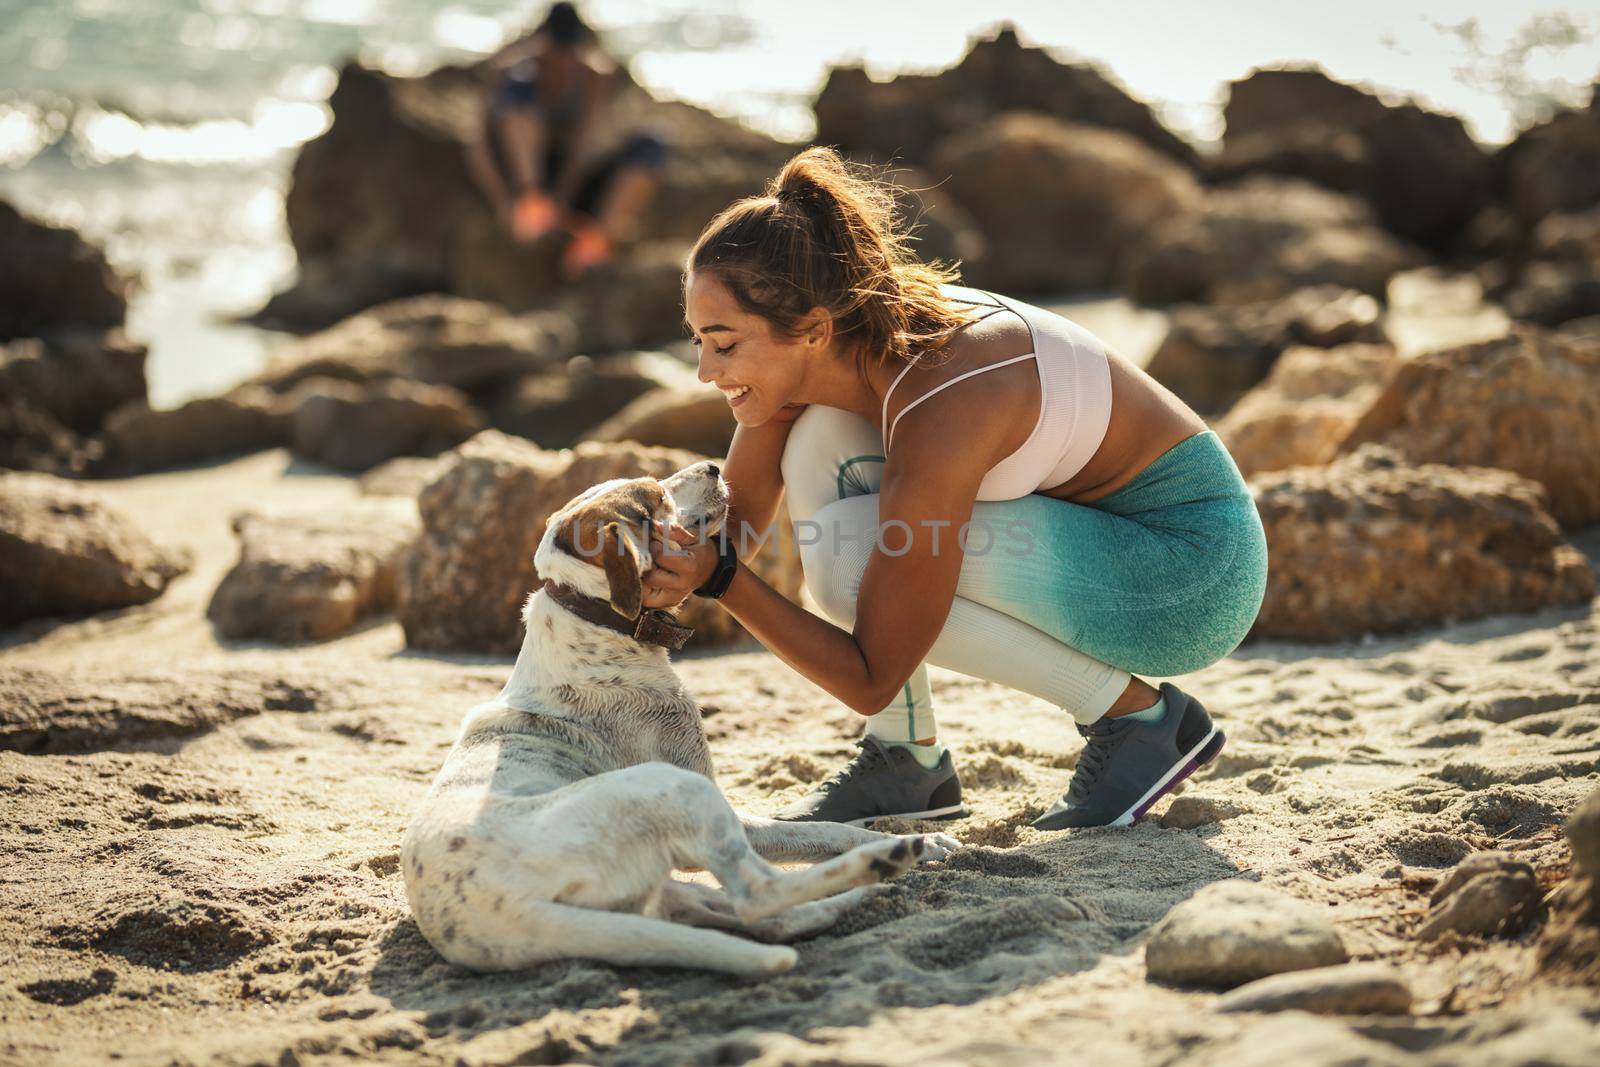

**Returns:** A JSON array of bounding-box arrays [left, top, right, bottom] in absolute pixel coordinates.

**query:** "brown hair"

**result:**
[[687, 147, 977, 372]]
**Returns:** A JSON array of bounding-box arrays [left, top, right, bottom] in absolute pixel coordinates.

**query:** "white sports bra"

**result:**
[[880, 286, 1114, 501]]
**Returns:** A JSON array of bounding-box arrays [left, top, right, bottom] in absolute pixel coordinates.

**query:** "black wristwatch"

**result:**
[[692, 534, 739, 600]]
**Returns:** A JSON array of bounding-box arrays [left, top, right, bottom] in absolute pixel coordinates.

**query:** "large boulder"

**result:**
[[1337, 327, 1600, 527], [264, 57, 788, 332], [1117, 176, 1423, 307], [1145, 881, 1348, 989], [1212, 67, 1491, 249], [0, 472, 190, 626], [1494, 83, 1600, 226], [490, 351, 697, 449], [1251, 446, 1594, 642], [581, 384, 736, 459], [397, 432, 803, 653], [208, 501, 420, 643], [815, 25, 1196, 168], [286, 378, 484, 472], [0, 200, 128, 339], [249, 295, 576, 398], [1215, 343, 1401, 478], [1146, 285, 1388, 414], [96, 388, 291, 475], [929, 114, 1201, 292]]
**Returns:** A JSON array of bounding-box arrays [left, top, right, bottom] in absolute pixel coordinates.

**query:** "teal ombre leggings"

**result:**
[[779, 406, 1268, 741]]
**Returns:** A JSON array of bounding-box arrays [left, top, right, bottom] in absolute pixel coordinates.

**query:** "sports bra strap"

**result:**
[[879, 361, 918, 445], [882, 352, 1037, 452]]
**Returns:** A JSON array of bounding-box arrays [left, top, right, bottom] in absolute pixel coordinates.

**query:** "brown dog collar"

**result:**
[[541, 580, 695, 651]]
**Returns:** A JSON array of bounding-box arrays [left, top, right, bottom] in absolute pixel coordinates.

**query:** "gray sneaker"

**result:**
[[776, 736, 967, 827], [1031, 683, 1226, 830]]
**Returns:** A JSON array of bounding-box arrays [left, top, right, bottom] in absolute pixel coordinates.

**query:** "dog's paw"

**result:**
[[912, 832, 963, 863]]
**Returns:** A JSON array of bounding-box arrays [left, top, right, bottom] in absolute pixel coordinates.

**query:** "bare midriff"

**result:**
[[1038, 348, 1208, 505]]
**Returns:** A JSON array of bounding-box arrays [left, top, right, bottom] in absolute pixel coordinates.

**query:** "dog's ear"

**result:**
[[600, 521, 644, 620]]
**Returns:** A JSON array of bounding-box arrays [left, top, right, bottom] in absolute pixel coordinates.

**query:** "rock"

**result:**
[[1538, 786, 1600, 984], [1216, 343, 1400, 477], [0, 472, 191, 626], [0, 389, 93, 476], [96, 388, 290, 474], [0, 329, 147, 435], [1569, 787, 1600, 881], [1159, 796, 1245, 830], [0, 200, 128, 338], [1216, 962, 1413, 1015], [1494, 84, 1600, 226], [396, 431, 803, 652], [1250, 446, 1595, 642], [1554, 315, 1600, 347], [268, 58, 786, 329], [815, 25, 1197, 169], [286, 378, 484, 472], [1213, 67, 1490, 249], [0, 331, 147, 476], [1417, 851, 1541, 940], [1146, 285, 1387, 414], [1337, 326, 1600, 527], [0, 665, 318, 754], [1144, 880, 1348, 988], [357, 456, 450, 498], [250, 294, 575, 397], [1502, 261, 1600, 327], [490, 351, 697, 448], [581, 384, 736, 458], [208, 501, 420, 643], [551, 242, 697, 355], [1117, 176, 1423, 307], [929, 113, 1201, 292]]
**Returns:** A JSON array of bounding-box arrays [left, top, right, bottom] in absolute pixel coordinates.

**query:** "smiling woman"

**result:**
[[648, 147, 1267, 832]]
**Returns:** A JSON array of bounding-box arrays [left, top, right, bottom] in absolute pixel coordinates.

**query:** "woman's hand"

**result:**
[[641, 522, 719, 610]]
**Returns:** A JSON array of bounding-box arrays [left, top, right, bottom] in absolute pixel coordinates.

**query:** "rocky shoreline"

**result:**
[[3, 22, 1599, 1067]]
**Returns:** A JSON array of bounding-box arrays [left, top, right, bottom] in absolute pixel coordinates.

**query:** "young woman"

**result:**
[[642, 147, 1268, 830]]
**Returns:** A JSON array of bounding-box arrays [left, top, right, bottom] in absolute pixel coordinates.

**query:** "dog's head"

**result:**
[[533, 460, 729, 620]]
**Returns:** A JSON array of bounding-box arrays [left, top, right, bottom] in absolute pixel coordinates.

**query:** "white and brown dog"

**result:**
[[401, 460, 958, 976]]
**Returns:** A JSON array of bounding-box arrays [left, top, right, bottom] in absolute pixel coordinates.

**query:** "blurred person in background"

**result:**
[[466, 1, 667, 277]]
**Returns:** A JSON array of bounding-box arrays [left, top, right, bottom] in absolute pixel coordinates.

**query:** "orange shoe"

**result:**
[[511, 191, 559, 243], [561, 219, 614, 278]]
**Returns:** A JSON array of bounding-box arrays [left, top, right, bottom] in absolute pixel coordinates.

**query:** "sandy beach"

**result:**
[[2, 448, 1596, 1066]]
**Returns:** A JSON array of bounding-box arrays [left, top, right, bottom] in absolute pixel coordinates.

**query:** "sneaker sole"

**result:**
[[1112, 727, 1226, 828], [847, 804, 969, 829]]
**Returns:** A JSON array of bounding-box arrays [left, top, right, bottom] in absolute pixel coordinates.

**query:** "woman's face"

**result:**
[[683, 270, 812, 427]]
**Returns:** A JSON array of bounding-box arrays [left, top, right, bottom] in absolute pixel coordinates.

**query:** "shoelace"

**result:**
[[819, 737, 890, 791], [1068, 719, 1128, 799]]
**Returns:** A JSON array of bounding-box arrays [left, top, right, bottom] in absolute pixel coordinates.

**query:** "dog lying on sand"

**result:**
[[402, 460, 958, 975]]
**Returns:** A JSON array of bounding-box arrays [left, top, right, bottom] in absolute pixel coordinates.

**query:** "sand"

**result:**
[[2, 448, 1598, 1067]]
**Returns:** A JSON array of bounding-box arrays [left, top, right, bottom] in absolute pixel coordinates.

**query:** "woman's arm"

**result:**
[[720, 406, 805, 561], [646, 393, 1006, 716]]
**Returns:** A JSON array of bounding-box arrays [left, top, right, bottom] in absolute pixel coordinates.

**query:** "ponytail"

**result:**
[[688, 147, 975, 371]]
